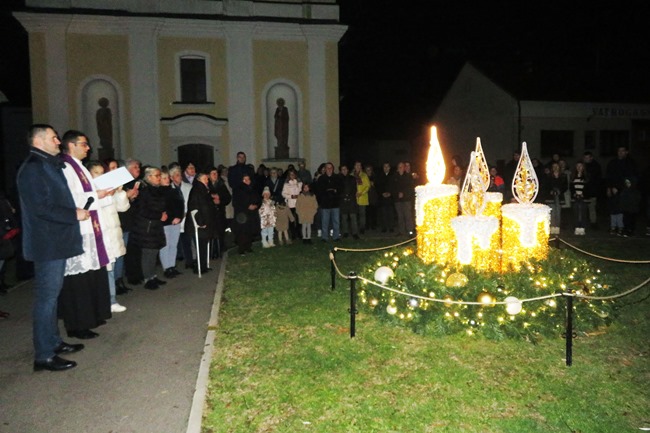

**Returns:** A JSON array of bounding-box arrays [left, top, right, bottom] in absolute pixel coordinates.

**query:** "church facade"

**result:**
[[14, 0, 346, 170]]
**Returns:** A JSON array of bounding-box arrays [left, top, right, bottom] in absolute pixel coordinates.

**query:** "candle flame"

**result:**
[[426, 126, 446, 185]]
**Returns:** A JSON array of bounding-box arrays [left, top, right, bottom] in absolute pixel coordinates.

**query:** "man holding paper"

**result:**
[[58, 130, 114, 340]]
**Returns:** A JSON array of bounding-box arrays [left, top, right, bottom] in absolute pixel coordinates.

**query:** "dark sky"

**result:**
[[2, 1, 650, 140], [338, 1, 650, 139]]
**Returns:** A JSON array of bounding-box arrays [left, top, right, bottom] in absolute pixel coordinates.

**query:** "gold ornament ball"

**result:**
[[477, 292, 495, 306], [445, 272, 468, 287]]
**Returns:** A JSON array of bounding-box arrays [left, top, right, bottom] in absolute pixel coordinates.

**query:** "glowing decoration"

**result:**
[[504, 296, 523, 315], [501, 203, 551, 271], [477, 292, 494, 306], [474, 137, 491, 191], [500, 143, 551, 271], [452, 149, 500, 271], [415, 126, 458, 264], [512, 142, 539, 204], [386, 304, 398, 315], [445, 272, 468, 287], [459, 151, 487, 217], [374, 266, 395, 284]]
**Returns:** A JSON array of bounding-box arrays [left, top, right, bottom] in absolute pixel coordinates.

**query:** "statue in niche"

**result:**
[[274, 97, 289, 159], [96, 97, 113, 150]]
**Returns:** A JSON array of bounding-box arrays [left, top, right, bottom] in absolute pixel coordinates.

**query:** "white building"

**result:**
[[13, 0, 347, 171], [433, 62, 650, 168]]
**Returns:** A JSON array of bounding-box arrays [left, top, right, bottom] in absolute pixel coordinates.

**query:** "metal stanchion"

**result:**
[[563, 291, 574, 366], [330, 249, 336, 290], [348, 271, 357, 338]]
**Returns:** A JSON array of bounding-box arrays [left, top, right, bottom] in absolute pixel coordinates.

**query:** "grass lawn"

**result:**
[[203, 235, 650, 433]]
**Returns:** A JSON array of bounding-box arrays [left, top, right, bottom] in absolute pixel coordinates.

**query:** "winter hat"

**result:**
[[262, 186, 271, 196]]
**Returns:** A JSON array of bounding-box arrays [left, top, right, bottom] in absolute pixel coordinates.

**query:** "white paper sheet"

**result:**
[[92, 167, 134, 190]]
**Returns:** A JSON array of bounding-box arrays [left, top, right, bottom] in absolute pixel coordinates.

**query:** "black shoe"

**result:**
[[144, 279, 160, 290], [163, 268, 176, 279], [153, 277, 167, 285], [116, 278, 131, 295], [171, 267, 182, 276], [352, 234, 360, 240], [54, 342, 85, 355], [67, 329, 99, 339], [34, 356, 77, 372]]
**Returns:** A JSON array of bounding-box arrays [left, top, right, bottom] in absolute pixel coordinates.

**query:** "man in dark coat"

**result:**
[[315, 162, 342, 241], [232, 174, 260, 255], [374, 162, 394, 233], [17, 124, 89, 371], [338, 165, 359, 239], [390, 161, 415, 236]]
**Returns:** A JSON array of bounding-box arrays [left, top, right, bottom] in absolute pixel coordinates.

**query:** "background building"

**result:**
[[434, 62, 650, 169]]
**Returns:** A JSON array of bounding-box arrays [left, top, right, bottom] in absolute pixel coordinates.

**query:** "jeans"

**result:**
[[114, 231, 129, 279], [394, 201, 414, 234], [261, 226, 274, 244], [108, 268, 117, 304], [159, 224, 181, 270], [341, 211, 359, 236], [320, 207, 340, 240], [33, 259, 66, 361]]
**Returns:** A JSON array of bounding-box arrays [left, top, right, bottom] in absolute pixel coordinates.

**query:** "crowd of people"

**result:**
[[2, 123, 650, 371], [447, 147, 650, 237]]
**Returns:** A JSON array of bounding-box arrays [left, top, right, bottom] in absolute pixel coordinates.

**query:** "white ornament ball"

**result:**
[[386, 304, 398, 315], [504, 296, 523, 315], [374, 266, 395, 284]]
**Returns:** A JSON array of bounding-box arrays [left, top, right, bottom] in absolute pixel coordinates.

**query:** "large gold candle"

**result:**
[[501, 142, 551, 271], [501, 203, 550, 271], [415, 126, 458, 264], [416, 183, 458, 264]]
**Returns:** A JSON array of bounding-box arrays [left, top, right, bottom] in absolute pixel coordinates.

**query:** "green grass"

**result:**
[[203, 236, 650, 433]]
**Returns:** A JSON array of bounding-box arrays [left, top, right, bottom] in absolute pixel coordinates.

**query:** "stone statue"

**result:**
[[274, 97, 289, 159], [96, 97, 113, 150]]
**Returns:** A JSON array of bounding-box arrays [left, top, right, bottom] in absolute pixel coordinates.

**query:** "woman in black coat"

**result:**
[[232, 174, 260, 255], [131, 167, 168, 290], [185, 172, 217, 273], [208, 167, 232, 258]]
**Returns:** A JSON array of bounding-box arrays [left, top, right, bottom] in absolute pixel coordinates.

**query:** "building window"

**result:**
[[584, 130, 596, 151], [540, 130, 574, 158], [180, 57, 206, 103], [599, 130, 629, 158], [175, 51, 212, 104]]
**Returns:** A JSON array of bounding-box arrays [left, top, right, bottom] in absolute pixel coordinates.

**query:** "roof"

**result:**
[[467, 60, 650, 104]]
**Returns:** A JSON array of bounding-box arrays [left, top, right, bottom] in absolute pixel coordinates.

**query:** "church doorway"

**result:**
[[177, 144, 214, 171]]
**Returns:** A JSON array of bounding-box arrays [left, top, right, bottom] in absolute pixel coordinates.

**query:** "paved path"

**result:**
[[0, 257, 225, 433]]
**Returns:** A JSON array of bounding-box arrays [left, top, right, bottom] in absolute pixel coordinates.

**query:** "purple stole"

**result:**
[[62, 154, 110, 267]]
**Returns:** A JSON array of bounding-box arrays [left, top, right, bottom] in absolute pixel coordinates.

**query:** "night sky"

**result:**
[[338, 1, 650, 139]]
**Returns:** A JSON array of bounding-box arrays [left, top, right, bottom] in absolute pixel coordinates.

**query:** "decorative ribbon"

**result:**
[[62, 154, 110, 267]]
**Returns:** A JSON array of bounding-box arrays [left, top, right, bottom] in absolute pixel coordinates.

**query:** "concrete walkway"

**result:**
[[0, 256, 226, 433]]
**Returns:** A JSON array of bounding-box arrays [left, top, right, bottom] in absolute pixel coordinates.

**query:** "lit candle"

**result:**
[[501, 142, 551, 271], [415, 126, 458, 264], [451, 145, 501, 272]]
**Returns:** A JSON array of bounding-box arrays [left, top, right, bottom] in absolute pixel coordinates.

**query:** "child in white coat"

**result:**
[[259, 187, 276, 248]]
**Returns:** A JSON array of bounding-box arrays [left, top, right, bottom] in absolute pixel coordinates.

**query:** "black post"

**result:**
[[565, 292, 574, 366], [348, 271, 357, 338], [330, 249, 336, 290]]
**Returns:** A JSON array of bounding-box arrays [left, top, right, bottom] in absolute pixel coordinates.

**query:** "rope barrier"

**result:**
[[558, 238, 650, 264], [333, 237, 416, 253], [328, 240, 650, 305]]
